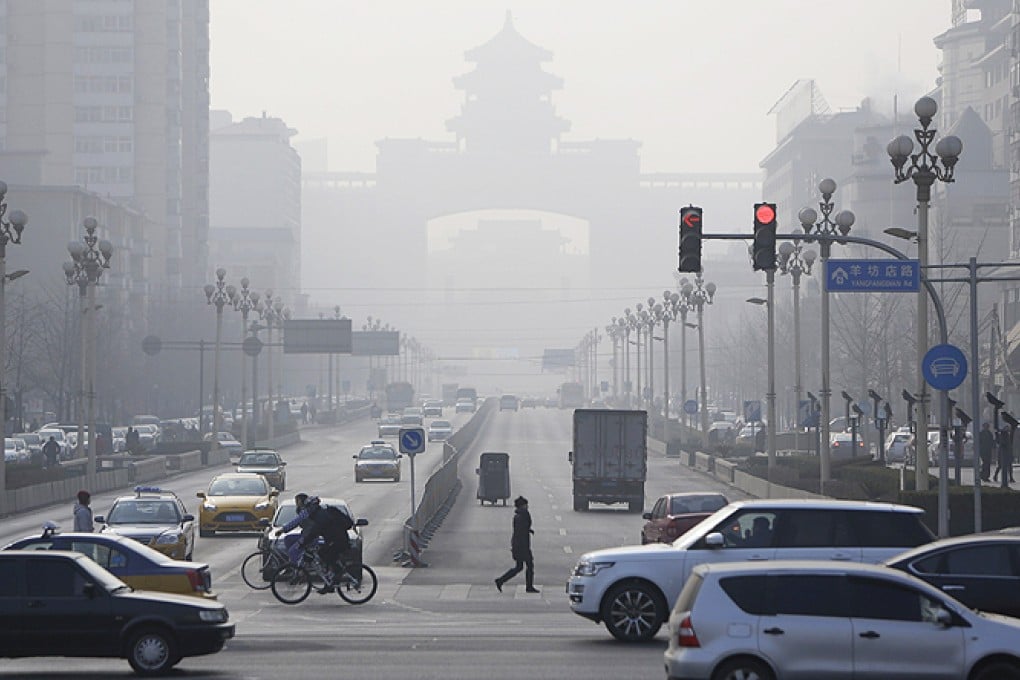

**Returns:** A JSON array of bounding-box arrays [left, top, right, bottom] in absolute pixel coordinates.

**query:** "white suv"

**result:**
[[566, 499, 935, 642]]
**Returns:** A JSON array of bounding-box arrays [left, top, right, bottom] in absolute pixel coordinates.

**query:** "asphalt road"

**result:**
[[0, 407, 747, 679]]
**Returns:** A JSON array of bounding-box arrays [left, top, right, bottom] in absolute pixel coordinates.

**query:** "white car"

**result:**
[[427, 419, 453, 442], [3, 438, 28, 464], [884, 427, 912, 462], [205, 431, 244, 460], [566, 499, 936, 642]]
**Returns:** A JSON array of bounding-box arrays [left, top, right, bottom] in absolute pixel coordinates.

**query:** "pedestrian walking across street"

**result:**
[[494, 496, 539, 594]]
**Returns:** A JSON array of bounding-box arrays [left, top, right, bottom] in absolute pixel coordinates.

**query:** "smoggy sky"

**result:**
[[209, 1, 951, 175]]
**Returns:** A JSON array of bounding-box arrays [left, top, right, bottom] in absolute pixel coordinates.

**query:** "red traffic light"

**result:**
[[755, 204, 776, 224]]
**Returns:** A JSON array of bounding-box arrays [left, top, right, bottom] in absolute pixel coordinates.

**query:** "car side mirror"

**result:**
[[258, 517, 271, 527], [93, 515, 106, 524], [353, 455, 358, 460], [934, 607, 954, 627], [642, 513, 652, 520], [280, 461, 287, 466], [704, 532, 724, 548], [356, 518, 369, 527], [182, 514, 195, 523], [196, 492, 206, 499]]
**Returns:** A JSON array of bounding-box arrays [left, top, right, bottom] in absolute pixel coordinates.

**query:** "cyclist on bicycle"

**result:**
[[275, 493, 353, 584]]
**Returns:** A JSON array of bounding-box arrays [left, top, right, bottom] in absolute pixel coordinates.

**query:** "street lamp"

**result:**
[[679, 273, 715, 434], [888, 95, 963, 492], [260, 294, 287, 440], [746, 295, 776, 479], [620, 314, 631, 406], [0, 181, 27, 514], [777, 240, 817, 456], [232, 279, 259, 448], [204, 269, 234, 456], [799, 178, 855, 490], [64, 217, 113, 491], [606, 318, 621, 403]]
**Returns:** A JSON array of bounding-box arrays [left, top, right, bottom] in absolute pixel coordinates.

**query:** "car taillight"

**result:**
[[677, 615, 700, 648], [186, 568, 210, 592]]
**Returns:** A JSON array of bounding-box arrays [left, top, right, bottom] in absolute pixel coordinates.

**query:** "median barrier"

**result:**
[[204, 446, 231, 467], [5, 467, 131, 515], [714, 458, 736, 483], [164, 450, 202, 471], [129, 456, 168, 483], [694, 452, 713, 472]]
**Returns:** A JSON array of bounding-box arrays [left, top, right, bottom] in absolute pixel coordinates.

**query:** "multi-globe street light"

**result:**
[[260, 293, 287, 440], [0, 181, 27, 514], [888, 95, 963, 492], [619, 315, 631, 406], [799, 179, 855, 489], [777, 240, 817, 456], [679, 274, 715, 434], [64, 217, 113, 490], [204, 269, 235, 456], [606, 318, 623, 401], [232, 279, 259, 447]]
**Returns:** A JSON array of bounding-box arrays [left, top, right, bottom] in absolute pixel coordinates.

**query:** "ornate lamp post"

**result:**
[[64, 217, 113, 489], [680, 274, 715, 434], [777, 240, 817, 456], [260, 293, 286, 440], [606, 318, 620, 403], [661, 291, 682, 428], [232, 279, 259, 447], [204, 269, 235, 456], [0, 182, 27, 513], [619, 315, 631, 406], [645, 298, 662, 413], [799, 178, 855, 488], [887, 96, 963, 492]]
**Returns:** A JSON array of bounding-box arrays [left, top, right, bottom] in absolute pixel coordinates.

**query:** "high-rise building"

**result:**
[[0, 0, 210, 291]]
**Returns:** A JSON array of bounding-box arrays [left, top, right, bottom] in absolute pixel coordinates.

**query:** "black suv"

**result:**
[[0, 551, 234, 676]]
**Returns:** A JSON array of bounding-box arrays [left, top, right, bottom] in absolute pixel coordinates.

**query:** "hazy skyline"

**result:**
[[210, 1, 950, 175]]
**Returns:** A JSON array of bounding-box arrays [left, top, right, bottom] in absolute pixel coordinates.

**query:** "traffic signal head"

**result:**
[[678, 206, 703, 273], [752, 202, 777, 271]]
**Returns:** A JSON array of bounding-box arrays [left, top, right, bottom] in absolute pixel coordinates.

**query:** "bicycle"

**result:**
[[240, 534, 290, 590], [271, 542, 378, 605]]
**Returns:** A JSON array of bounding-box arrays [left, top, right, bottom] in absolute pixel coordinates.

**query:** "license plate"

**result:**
[[224, 513, 245, 522]]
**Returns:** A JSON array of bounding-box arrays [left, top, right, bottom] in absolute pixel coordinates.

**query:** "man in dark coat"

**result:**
[[494, 496, 539, 593], [979, 422, 995, 482]]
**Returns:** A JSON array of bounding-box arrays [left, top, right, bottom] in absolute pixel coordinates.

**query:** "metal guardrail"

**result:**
[[398, 399, 494, 567]]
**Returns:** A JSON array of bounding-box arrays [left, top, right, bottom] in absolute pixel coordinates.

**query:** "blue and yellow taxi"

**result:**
[[94, 486, 196, 561], [197, 472, 279, 536], [3, 522, 217, 599]]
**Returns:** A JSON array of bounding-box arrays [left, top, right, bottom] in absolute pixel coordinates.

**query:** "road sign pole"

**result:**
[[410, 454, 416, 521]]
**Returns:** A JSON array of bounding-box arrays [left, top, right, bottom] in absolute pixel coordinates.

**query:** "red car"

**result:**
[[641, 492, 729, 544]]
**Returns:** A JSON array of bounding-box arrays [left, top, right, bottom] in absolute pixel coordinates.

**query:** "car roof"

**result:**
[[693, 559, 916, 579], [713, 498, 925, 514], [212, 472, 265, 480], [884, 533, 1020, 565], [114, 486, 183, 501]]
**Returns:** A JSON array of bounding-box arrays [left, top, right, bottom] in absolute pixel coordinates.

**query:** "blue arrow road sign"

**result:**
[[683, 399, 699, 415], [923, 343, 968, 391], [744, 400, 762, 423], [826, 259, 919, 293], [399, 427, 426, 456]]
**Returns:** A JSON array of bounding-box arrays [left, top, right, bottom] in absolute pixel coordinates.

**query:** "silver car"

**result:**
[[664, 560, 1020, 680]]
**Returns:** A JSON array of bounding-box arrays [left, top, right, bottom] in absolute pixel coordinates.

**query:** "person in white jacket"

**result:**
[[73, 490, 94, 532]]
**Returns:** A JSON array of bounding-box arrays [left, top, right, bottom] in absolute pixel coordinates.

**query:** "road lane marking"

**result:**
[[563, 546, 572, 554], [559, 528, 567, 536]]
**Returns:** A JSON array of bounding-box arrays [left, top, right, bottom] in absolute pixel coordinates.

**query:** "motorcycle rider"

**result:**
[[275, 493, 353, 585]]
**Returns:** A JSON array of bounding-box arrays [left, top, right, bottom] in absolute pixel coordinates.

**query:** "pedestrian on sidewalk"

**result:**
[[73, 490, 94, 532], [979, 422, 994, 482], [495, 496, 539, 594]]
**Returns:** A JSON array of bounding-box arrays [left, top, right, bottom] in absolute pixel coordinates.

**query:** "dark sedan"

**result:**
[[236, 449, 288, 491], [885, 532, 1020, 618]]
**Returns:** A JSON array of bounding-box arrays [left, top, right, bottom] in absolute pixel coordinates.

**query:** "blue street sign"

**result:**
[[744, 400, 762, 423], [398, 427, 426, 456], [922, 343, 968, 391], [683, 399, 699, 415], [826, 259, 919, 293]]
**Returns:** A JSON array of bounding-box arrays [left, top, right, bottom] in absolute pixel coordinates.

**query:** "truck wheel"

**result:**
[[601, 581, 666, 642], [628, 499, 644, 513], [573, 496, 587, 512]]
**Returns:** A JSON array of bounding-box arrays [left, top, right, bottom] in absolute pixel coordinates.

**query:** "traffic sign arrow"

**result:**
[[682, 211, 701, 228]]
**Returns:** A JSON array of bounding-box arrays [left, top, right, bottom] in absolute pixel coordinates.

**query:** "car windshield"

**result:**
[[431, 421, 451, 429], [108, 500, 180, 524], [400, 416, 420, 425], [359, 446, 396, 460], [239, 453, 279, 466], [670, 495, 727, 515], [209, 477, 267, 496], [273, 500, 349, 527]]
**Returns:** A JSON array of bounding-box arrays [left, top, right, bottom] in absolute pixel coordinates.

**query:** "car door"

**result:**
[[0, 558, 23, 656], [21, 556, 118, 656], [757, 574, 853, 680], [645, 497, 666, 542], [909, 543, 1020, 617], [848, 575, 964, 680]]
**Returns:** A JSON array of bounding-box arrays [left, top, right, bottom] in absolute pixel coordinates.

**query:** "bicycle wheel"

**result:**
[[337, 565, 378, 605], [271, 564, 312, 604], [241, 550, 284, 590]]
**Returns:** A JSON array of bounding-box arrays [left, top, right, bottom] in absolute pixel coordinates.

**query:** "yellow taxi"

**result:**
[[4, 523, 217, 599], [197, 472, 279, 537], [94, 486, 196, 561]]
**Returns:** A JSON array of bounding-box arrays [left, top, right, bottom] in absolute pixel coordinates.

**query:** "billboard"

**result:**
[[352, 330, 400, 356], [542, 348, 575, 372], [282, 319, 353, 354]]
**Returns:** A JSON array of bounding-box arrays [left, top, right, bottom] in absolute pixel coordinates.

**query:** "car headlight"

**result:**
[[254, 500, 272, 510], [573, 560, 615, 577], [155, 532, 183, 544], [198, 609, 228, 623], [202, 501, 217, 511]]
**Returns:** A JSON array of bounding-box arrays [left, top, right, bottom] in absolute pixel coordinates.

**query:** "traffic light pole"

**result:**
[[703, 230, 952, 534]]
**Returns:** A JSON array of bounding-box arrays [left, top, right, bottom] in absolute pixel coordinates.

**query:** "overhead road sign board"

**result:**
[[826, 259, 919, 293], [283, 319, 353, 354]]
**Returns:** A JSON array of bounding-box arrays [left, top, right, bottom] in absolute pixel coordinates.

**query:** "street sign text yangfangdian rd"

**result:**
[[826, 259, 919, 292]]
